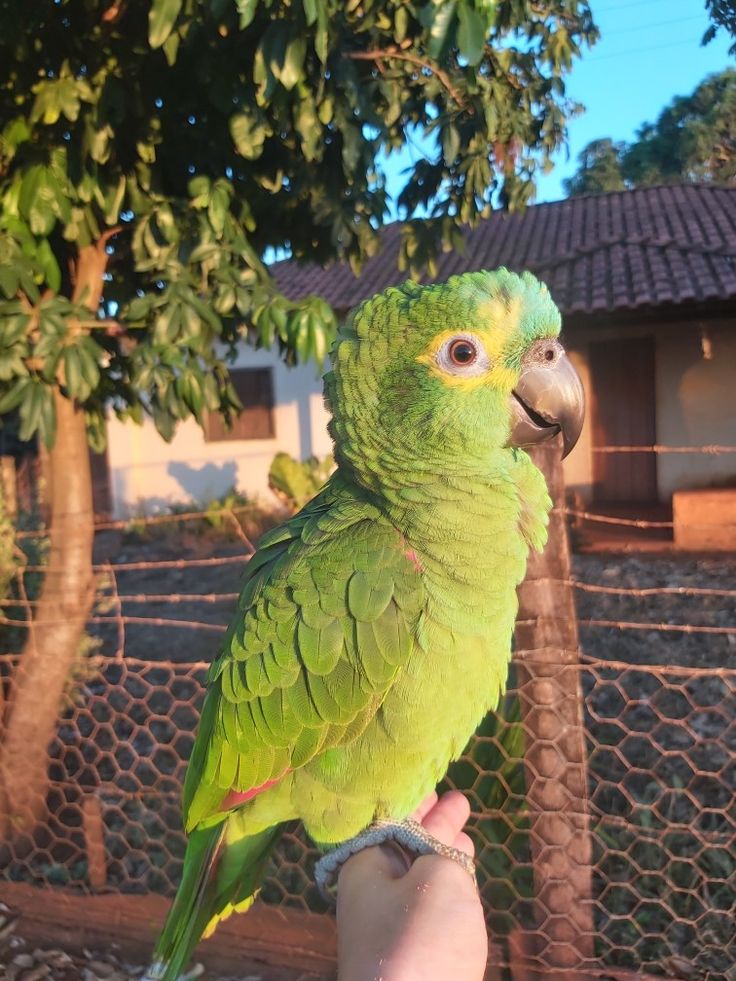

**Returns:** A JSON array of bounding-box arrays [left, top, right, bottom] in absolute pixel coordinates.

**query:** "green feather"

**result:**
[[347, 570, 394, 621]]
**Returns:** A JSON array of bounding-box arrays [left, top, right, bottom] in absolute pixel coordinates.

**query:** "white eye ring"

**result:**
[[436, 333, 491, 376]]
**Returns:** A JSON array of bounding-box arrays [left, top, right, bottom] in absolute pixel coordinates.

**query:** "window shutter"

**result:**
[[204, 368, 275, 442]]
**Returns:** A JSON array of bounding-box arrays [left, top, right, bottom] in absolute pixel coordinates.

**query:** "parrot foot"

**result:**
[[313, 817, 476, 902]]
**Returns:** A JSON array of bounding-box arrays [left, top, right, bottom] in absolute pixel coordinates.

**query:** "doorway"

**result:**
[[589, 337, 658, 503]]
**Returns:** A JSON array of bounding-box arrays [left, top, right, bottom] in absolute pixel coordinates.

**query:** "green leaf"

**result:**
[[37, 387, 56, 449], [442, 124, 461, 167], [0, 351, 27, 383], [236, 0, 259, 28], [104, 175, 126, 224], [2, 117, 31, 153], [230, 113, 268, 160], [395, 6, 409, 43], [278, 36, 307, 91], [77, 340, 101, 395], [162, 29, 181, 66], [208, 184, 231, 235], [294, 92, 321, 161], [0, 378, 31, 413], [302, 0, 318, 26], [125, 295, 154, 322], [85, 412, 108, 453], [425, 1, 457, 60], [149, 0, 184, 49], [0, 314, 29, 347], [36, 239, 61, 292], [17, 379, 44, 441], [0, 267, 19, 299], [152, 403, 176, 441], [314, 3, 328, 63], [62, 347, 87, 400], [188, 175, 211, 203], [457, 3, 485, 66]]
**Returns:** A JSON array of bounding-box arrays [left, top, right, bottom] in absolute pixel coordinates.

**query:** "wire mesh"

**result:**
[[0, 457, 734, 980]]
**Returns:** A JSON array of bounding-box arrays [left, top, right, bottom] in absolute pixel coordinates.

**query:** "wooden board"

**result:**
[[0, 882, 336, 979]]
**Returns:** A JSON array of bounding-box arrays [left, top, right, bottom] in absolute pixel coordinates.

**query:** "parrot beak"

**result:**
[[508, 349, 585, 458]]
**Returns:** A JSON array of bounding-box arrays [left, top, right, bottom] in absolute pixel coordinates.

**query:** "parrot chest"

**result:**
[[298, 526, 527, 842]]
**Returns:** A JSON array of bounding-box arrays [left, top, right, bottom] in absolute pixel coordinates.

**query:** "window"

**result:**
[[204, 368, 275, 442]]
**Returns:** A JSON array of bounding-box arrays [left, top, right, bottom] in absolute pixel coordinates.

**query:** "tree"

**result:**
[[704, 0, 736, 55], [0, 0, 597, 840], [562, 138, 626, 196], [564, 69, 736, 196]]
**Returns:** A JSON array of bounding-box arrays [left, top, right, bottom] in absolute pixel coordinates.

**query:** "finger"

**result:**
[[420, 791, 470, 847], [453, 830, 475, 858], [410, 791, 438, 823], [338, 839, 410, 889]]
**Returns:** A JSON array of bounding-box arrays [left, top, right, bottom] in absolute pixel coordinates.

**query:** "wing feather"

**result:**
[[183, 476, 424, 830]]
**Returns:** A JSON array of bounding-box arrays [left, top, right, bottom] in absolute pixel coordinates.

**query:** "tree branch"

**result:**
[[346, 48, 468, 110]]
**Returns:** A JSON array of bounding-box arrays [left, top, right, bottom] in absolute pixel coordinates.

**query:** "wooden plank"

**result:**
[[515, 440, 596, 981], [82, 795, 107, 890], [0, 881, 337, 978]]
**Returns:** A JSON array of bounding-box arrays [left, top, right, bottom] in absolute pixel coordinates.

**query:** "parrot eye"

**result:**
[[448, 339, 478, 366], [433, 333, 491, 377], [527, 339, 562, 368]]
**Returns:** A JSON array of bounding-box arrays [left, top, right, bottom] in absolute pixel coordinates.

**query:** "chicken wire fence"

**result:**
[[0, 443, 734, 981]]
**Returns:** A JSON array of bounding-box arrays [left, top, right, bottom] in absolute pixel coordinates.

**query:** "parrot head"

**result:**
[[324, 268, 584, 491]]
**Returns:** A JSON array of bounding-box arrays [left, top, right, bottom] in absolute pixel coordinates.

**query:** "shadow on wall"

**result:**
[[167, 461, 239, 504]]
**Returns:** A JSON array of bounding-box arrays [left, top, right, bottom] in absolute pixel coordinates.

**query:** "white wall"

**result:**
[[106, 347, 332, 517], [655, 321, 736, 499], [563, 320, 736, 504], [561, 346, 594, 502]]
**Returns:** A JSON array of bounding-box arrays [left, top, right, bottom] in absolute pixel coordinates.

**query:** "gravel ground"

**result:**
[[574, 552, 736, 670], [0, 911, 324, 981]]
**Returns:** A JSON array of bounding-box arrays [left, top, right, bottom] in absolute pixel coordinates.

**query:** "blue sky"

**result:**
[[382, 0, 733, 208]]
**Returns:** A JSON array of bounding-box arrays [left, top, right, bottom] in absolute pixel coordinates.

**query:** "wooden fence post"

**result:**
[[82, 794, 108, 891], [514, 440, 595, 981]]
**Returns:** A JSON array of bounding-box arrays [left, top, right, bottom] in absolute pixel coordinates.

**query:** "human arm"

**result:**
[[336, 792, 488, 981]]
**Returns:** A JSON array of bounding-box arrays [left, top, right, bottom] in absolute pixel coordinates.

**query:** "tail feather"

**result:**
[[145, 818, 283, 981]]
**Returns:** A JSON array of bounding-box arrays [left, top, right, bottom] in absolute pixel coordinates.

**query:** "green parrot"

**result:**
[[145, 269, 584, 980]]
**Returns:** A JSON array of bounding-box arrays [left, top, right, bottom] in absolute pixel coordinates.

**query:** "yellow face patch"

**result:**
[[416, 324, 518, 392], [475, 294, 524, 361]]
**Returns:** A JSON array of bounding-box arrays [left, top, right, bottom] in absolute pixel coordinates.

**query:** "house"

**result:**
[[105, 184, 736, 519], [105, 349, 333, 517]]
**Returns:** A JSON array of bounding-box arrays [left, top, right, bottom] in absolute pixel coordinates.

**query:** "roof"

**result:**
[[273, 184, 736, 318]]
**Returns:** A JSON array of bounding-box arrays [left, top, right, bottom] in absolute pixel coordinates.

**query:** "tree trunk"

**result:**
[[0, 242, 107, 840], [513, 439, 596, 981]]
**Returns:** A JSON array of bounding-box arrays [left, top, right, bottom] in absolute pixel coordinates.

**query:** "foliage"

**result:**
[[121, 488, 283, 544], [268, 451, 334, 511], [561, 138, 627, 196], [0, 0, 598, 453], [704, 0, 736, 55], [564, 70, 736, 196]]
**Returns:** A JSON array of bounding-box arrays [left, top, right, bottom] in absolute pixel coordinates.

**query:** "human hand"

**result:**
[[336, 791, 487, 981]]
